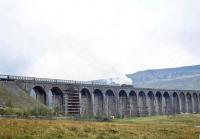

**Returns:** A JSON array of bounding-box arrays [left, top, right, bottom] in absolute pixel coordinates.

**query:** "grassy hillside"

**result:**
[[127, 65, 200, 83], [0, 81, 44, 109], [128, 65, 200, 90], [94, 65, 200, 90], [0, 114, 199, 139], [134, 75, 200, 90]]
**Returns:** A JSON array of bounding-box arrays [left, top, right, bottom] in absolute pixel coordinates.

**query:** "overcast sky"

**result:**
[[0, 0, 199, 81]]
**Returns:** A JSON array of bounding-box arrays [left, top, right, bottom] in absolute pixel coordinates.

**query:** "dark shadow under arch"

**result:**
[[33, 86, 46, 105], [186, 93, 192, 113], [105, 90, 116, 116], [180, 92, 186, 113], [155, 92, 162, 115], [81, 88, 92, 116], [49, 87, 63, 112], [138, 91, 148, 116], [172, 92, 180, 114], [147, 91, 155, 115], [119, 90, 128, 117], [129, 91, 138, 116], [193, 93, 198, 113], [93, 89, 104, 116], [163, 92, 171, 115]]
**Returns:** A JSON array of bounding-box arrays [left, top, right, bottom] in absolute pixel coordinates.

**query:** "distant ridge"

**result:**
[[94, 65, 200, 90]]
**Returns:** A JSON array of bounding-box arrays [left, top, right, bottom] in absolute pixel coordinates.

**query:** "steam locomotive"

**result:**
[[0, 75, 35, 81], [0, 75, 14, 81]]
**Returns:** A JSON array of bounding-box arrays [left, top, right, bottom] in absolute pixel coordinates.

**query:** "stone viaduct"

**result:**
[[1, 75, 200, 117]]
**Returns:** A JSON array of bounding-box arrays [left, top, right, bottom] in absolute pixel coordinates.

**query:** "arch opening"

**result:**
[[163, 92, 171, 115], [105, 90, 116, 116], [32, 86, 46, 105], [193, 93, 199, 113], [155, 92, 162, 115], [147, 91, 155, 116], [119, 90, 128, 117], [186, 93, 193, 113], [129, 91, 138, 116], [180, 92, 186, 113], [93, 89, 104, 116], [49, 87, 63, 112], [199, 93, 200, 113], [81, 88, 92, 116], [138, 91, 148, 116], [172, 92, 180, 114]]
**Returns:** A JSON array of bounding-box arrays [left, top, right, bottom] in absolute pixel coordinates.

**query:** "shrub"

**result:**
[[5, 100, 13, 108], [94, 115, 112, 122], [0, 106, 58, 118], [29, 106, 54, 116]]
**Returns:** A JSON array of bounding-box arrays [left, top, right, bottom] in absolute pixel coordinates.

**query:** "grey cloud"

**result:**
[[0, 0, 199, 80]]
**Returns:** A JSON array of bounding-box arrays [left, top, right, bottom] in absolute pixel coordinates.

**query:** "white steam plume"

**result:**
[[106, 73, 133, 85]]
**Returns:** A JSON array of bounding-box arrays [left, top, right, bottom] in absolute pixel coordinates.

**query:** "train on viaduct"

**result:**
[[0, 75, 200, 117]]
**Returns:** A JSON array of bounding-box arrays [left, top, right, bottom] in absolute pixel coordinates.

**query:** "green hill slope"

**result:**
[[94, 65, 200, 90], [0, 81, 44, 109], [134, 75, 200, 90], [128, 65, 200, 90]]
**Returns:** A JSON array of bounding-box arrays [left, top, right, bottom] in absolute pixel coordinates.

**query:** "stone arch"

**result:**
[[179, 92, 186, 113], [163, 92, 171, 115], [49, 87, 63, 112], [105, 89, 116, 116], [172, 92, 180, 114], [119, 90, 128, 117], [147, 91, 155, 115], [199, 93, 200, 113], [32, 86, 47, 105], [129, 91, 138, 116], [186, 93, 193, 113], [193, 93, 199, 113], [93, 89, 104, 116], [81, 88, 92, 116], [138, 91, 148, 116], [155, 92, 162, 115]]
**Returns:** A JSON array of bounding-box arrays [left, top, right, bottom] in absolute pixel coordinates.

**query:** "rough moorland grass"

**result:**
[[0, 114, 200, 139]]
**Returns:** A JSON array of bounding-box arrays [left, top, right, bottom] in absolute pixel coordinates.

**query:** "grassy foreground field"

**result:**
[[0, 114, 200, 139]]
